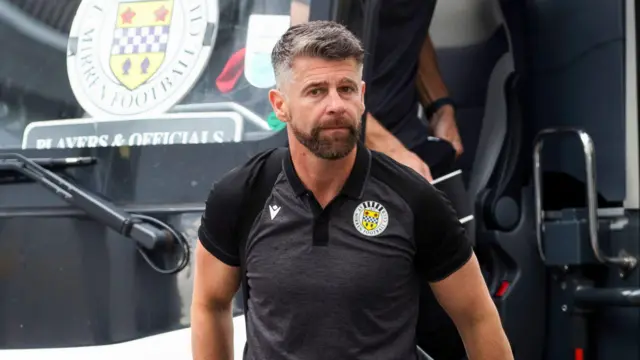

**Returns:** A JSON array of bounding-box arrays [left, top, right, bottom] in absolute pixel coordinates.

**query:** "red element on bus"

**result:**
[[495, 280, 510, 297], [216, 48, 246, 93]]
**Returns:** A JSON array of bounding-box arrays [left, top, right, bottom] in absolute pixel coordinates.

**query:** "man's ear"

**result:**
[[359, 81, 367, 112], [269, 89, 290, 123]]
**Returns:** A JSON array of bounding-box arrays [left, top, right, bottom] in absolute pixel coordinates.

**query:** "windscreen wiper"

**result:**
[[0, 153, 170, 251], [28, 156, 97, 168], [0, 156, 97, 183]]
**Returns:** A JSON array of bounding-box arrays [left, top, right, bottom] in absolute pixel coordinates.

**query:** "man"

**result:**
[[191, 21, 512, 360], [365, 0, 463, 182]]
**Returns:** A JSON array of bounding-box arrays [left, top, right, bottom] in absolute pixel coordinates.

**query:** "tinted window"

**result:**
[[0, 0, 311, 150]]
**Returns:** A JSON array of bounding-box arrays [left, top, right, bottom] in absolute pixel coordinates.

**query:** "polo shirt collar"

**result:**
[[283, 141, 371, 199]]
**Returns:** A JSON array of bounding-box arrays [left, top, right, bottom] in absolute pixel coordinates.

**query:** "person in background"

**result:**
[[290, 0, 310, 25], [364, 1, 469, 359], [364, 0, 463, 182]]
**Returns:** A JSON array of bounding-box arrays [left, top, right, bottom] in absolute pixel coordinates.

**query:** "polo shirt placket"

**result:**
[[282, 143, 371, 247]]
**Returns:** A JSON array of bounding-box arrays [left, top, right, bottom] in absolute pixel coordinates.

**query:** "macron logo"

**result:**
[[269, 205, 281, 220]]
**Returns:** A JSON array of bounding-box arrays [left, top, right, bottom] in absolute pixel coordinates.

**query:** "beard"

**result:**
[[289, 116, 360, 160]]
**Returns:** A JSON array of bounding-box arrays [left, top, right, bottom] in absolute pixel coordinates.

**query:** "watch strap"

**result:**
[[425, 97, 456, 119]]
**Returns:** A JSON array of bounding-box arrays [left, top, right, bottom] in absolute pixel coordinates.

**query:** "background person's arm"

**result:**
[[364, 112, 405, 155], [290, 0, 310, 25], [416, 35, 450, 106], [191, 242, 240, 360], [365, 112, 433, 181], [416, 35, 464, 156]]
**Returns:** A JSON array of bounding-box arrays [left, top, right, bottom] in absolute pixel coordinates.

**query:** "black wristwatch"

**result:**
[[425, 97, 456, 119]]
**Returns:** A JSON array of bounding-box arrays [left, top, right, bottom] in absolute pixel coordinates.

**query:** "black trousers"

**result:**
[[410, 137, 468, 360]]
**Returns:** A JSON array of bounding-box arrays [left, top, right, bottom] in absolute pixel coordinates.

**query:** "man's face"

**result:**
[[269, 56, 366, 160]]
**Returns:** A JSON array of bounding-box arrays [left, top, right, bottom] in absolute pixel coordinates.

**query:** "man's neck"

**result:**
[[289, 142, 357, 207]]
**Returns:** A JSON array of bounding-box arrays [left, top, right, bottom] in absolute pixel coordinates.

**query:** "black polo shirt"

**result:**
[[365, 0, 437, 149], [198, 143, 472, 360]]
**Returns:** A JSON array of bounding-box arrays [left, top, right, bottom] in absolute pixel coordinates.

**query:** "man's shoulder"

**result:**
[[370, 150, 430, 188], [369, 150, 439, 208], [211, 147, 287, 198]]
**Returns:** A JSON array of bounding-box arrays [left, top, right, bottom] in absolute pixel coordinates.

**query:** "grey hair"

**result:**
[[271, 20, 365, 87]]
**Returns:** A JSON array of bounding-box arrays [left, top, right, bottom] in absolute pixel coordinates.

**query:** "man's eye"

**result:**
[[339, 86, 356, 93], [309, 89, 323, 96]]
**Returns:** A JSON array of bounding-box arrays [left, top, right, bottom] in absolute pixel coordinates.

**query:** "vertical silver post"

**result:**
[[532, 127, 637, 272]]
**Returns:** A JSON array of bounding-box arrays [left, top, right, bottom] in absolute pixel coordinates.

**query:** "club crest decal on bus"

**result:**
[[110, 1, 174, 91], [66, 0, 219, 117]]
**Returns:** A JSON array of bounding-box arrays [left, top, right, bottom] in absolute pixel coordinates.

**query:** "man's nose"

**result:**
[[326, 89, 347, 114]]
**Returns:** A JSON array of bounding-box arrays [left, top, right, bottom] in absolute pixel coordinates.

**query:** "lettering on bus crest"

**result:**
[[67, 0, 219, 117]]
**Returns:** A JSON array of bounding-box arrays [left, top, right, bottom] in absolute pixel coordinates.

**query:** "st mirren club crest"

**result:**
[[353, 201, 389, 237], [110, 1, 175, 91], [66, 0, 219, 117]]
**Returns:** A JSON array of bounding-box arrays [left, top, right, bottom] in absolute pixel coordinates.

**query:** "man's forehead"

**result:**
[[289, 57, 361, 84]]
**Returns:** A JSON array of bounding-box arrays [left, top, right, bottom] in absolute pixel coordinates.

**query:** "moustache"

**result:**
[[316, 117, 357, 130]]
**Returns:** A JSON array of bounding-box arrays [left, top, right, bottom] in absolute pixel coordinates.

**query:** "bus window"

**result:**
[[0, 0, 310, 150]]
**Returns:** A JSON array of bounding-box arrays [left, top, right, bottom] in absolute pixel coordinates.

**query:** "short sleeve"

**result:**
[[197, 175, 243, 267], [415, 184, 473, 282], [197, 148, 283, 267]]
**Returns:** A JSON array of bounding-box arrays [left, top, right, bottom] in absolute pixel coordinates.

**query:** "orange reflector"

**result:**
[[575, 348, 584, 360], [495, 280, 510, 297]]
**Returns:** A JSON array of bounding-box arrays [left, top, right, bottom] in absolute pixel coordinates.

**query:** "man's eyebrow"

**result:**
[[301, 78, 358, 92], [339, 77, 359, 87], [301, 81, 329, 92]]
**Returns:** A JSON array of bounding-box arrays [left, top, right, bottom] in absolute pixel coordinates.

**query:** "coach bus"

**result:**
[[0, 0, 638, 359]]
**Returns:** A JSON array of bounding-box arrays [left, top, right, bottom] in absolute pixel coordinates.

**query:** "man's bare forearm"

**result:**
[[459, 315, 513, 360], [416, 35, 450, 107], [364, 113, 406, 154], [191, 303, 234, 360]]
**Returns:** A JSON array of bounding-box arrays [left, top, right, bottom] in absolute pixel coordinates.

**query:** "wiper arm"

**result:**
[[0, 156, 97, 183], [29, 156, 98, 168], [0, 153, 169, 250]]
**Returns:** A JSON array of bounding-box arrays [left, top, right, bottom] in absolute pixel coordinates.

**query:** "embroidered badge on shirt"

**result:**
[[353, 201, 389, 236]]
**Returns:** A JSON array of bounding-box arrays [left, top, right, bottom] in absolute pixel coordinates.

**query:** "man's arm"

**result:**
[[364, 113, 405, 155], [416, 35, 449, 106], [290, 0, 310, 25], [192, 163, 252, 360], [191, 241, 240, 360], [415, 183, 512, 359], [365, 113, 433, 181], [416, 35, 464, 156], [430, 255, 513, 359]]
